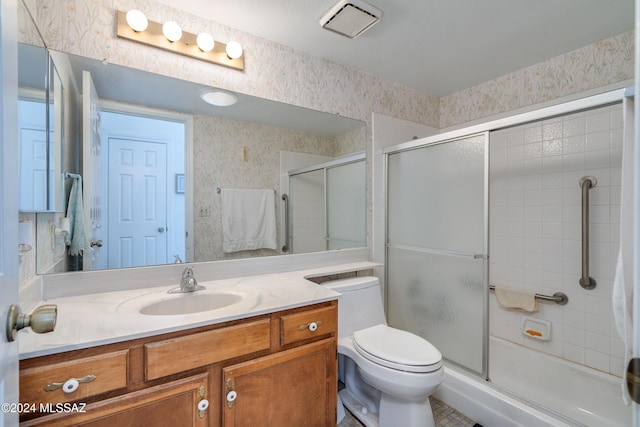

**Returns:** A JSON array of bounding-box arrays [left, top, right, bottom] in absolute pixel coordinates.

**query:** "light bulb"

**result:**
[[225, 41, 243, 59], [125, 9, 148, 32], [162, 21, 182, 42], [196, 32, 215, 52]]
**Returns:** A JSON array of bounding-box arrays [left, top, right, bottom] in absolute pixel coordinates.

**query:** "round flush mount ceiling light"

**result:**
[[126, 9, 148, 32], [196, 32, 215, 52], [225, 41, 243, 59], [201, 91, 239, 107], [162, 21, 182, 42]]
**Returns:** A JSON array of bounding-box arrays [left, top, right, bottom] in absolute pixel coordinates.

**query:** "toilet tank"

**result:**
[[323, 276, 387, 338]]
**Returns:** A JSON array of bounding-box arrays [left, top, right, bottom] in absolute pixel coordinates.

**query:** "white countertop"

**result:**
[[19, 262, 377, 359]]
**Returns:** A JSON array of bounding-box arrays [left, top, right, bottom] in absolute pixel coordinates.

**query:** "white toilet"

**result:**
[[325, 276, 443, 427]]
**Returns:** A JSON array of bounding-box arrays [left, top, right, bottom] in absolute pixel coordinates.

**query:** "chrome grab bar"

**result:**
[[579, 176, 597, 290], [281, 194, 289, 252], [489, 285, 568, 305]]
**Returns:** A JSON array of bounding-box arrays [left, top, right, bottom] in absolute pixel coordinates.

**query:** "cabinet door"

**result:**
[[223, 338, 337, 427], [21, 373, 209, 427]]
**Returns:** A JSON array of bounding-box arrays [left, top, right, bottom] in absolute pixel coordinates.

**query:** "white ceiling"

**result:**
[[156, 0, 634, 97]]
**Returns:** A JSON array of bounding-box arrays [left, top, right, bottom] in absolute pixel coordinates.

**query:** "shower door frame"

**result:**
[[384, 132, 490, 377], [383, 87, 627, 381], [287, 152, 366, 253]]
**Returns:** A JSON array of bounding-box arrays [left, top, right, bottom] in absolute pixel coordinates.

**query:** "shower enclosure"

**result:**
[[286, 153, 365, 254], [384, 90, 631, 426], [386, 134, 488, 375]]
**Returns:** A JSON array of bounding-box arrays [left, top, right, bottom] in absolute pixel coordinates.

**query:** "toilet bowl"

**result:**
[[324, 277, 443, 427]]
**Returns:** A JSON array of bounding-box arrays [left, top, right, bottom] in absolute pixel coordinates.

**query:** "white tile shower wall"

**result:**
[[489, 103, 624, 376]]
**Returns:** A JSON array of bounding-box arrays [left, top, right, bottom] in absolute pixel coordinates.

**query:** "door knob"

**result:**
[[6, 304, 57, 342], [90, 240, 103, 247], [158, 227, 165, 232]]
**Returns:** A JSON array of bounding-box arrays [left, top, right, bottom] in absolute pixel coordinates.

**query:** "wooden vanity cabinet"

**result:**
[[222, 339, 336, 427], [19, 300, 337, 427], [21, 373, 210, 427]]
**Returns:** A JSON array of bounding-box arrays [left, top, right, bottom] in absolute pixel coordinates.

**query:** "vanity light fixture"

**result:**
[[197, 32, 215, 52], [162, 21, 183, 42], [116, 10, 244, 71], [200, 91, 239, 107], [125, 9, 148, 32], [225, 41, 243, 59]]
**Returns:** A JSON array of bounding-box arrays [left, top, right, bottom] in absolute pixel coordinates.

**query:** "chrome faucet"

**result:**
[[168, 266, 206, 293]]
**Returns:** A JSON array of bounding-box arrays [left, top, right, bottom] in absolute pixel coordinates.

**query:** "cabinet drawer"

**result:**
[[20, 350, 129, 405], [280, 304, 337, 346], [20, 373, 209, 427], [145, 318, 271, 380]]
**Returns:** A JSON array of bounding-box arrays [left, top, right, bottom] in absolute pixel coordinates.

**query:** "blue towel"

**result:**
[[66, 173, 91, 256]]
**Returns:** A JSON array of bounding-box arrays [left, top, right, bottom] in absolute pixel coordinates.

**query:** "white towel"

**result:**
[[65, 173, 91, 256], [494, 286, 538, 312], [221, 189, 277, 253], [612, 96, 634, 405]]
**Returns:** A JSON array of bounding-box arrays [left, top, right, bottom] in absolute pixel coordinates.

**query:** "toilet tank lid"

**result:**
[[321, 276, 379, 292]]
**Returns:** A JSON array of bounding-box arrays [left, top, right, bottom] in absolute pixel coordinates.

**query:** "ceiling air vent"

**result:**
[[319, 0, 382, 39]]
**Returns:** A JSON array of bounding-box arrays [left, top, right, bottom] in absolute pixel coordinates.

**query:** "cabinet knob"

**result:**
[[62, 379, 79, 393], [298, 320, 322, 332], [44, 374, 96, 392], [198, 399, 209, 412], [225, 378, 237, 408]]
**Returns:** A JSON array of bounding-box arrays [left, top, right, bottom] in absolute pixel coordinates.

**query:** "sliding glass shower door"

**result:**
[[288, 154, 365, 254], [386, 133, 488, 375], [326, 160, 365, 249]]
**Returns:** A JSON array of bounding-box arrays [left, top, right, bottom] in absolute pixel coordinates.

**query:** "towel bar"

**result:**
[[489, 285, 568, 305]]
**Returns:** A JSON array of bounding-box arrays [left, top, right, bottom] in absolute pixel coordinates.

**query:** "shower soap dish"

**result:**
[[521, 317, 551, 341]]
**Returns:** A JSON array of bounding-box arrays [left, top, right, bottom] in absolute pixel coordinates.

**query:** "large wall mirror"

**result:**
[[18, 2, 367, 276], [17, 6, 64, 213]]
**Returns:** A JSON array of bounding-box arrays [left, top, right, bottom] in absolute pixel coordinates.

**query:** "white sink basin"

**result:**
[[139, 293, 243, 315]]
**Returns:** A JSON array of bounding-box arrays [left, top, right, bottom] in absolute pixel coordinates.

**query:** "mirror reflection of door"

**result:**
[[100, 110, 186, 269], [82, 71, 104, 269], [18, 97, 52, 211], [107, 138, 167, 267]]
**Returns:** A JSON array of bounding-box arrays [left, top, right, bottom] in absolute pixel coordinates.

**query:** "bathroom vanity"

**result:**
[[19, 301, 337, 426], [16, 260, 376, 426]]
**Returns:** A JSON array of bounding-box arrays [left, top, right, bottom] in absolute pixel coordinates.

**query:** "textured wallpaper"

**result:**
[[334, 126, 366, 158], [21, 0, 634, 279], [193, 114, 361, 261], [440, 31, 634, 128], [30, 0, 440, 128]]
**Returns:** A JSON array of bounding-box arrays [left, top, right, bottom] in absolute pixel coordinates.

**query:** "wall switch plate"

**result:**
[[199, 206, 211, 217]]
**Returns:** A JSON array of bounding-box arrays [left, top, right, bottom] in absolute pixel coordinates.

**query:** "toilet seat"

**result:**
[[353, 324, 442, 373]]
